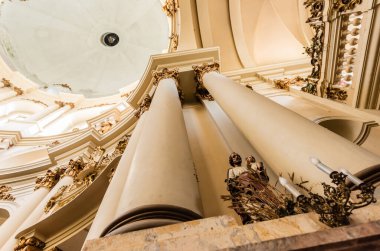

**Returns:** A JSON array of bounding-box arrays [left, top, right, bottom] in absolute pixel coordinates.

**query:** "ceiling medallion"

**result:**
[[101, 32, 120, 47]]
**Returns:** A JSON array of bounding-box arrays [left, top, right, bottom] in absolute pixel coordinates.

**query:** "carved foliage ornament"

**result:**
[[134, 94, 152, 118], [333, 0, 363, 12], [274, 76, 307, 91], [302, 0, 325, 96], [1, 78, 24, 95], [15, 236, 46, 251], [35, 167, 65, 190], [169, 33, 179, 51], [162, 0, 179, 17], [192, 62, 219, 101], [54, 100, 75, 108], [152, 68, 184, 101], [326, 86, 348, 101], [0, 185, 15, 201]]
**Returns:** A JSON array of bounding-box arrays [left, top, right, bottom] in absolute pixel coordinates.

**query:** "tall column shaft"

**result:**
[[0, 187, 49, 248], [1, 176, 74, 251], [86, 113, 147, 240], [202, 71, 380, 188], [102, 77, 202, 236]]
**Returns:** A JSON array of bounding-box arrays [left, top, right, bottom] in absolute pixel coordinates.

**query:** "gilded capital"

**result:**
[[134, 94, 152, 118], [162, 0, 179, 17], [192, 62, 220, 86], [35, 167, 64, 190], [15, 236, 46, 251], [0, 185, 15, 201], [152, 68, 179, 86]]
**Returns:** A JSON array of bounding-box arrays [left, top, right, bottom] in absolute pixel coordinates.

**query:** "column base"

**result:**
[[101, 205, 202, 236]]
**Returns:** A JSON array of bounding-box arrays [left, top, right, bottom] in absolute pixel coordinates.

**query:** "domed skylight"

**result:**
[[0, 0, 170, 97]]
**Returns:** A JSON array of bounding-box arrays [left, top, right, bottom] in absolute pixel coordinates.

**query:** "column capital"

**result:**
[[152, 68, 183, 102], [0, 185, 15, 201], [192, 62, 220, 85], [15, 236, 45, 251], [134, 94, 152, 118], [63, 156, 86, 178], [34, 167, 64, 190], [162, 0, 179, 17], [152, 68, 179, 85]]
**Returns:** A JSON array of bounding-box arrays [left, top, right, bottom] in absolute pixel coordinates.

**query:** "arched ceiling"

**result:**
[[0, 0, 170, 97]]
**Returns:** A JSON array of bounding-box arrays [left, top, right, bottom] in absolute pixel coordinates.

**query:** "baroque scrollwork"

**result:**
[[35, 167, 65, 190], [274, 76, 307, 91], [0, 185, 15, 201], [15, 236, 46, 251], [333, 0, 362, 12], [303, 0, 325, 96], [162, 0, 179, 17], [134, 94, 152, 118]]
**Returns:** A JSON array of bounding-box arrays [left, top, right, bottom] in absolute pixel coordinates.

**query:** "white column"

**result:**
[[1, 176, 74, 251], [86, 113, 147, 240], [201, 70, 380, 190], [102, 77, 202, 236], [0, 187, 49, 248]]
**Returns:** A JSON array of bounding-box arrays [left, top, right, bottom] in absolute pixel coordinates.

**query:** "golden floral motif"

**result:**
[[134, 94, 152, 118], [22, 98, 48, 107], [162, 0, 179, 17], [333, 0, 362, 12], [34, 167, 65, 190], [169, 33, 179, 51], [0, 185, 15, 201], [15, 237, 45, 251], [152, 67, 184, 102], [54, 100, 75, 108], [192, 62, 220, 86], [274, 76, 307, 91], [53, 83, 72, 92], [1, 78, 12, 88]]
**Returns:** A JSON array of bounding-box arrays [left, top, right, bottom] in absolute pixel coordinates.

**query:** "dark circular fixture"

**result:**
[[101, 32, 120, 47]]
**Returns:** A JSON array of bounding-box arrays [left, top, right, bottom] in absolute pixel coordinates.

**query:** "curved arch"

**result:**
[[317, 117, 379, 145]]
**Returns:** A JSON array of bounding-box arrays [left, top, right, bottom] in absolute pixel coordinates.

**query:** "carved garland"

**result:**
[[274, 76, 308, 91], [54, 100, 75, 109], [0, 185, 15, 201], [192, 62, 220, 101], [302, 0, 325, 96], [162, 0, 179, 52]]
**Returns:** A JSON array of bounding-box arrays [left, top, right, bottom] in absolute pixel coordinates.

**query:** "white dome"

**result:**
[[0, 0, 170, 97]]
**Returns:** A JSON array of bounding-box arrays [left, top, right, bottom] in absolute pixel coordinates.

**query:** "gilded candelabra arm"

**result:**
[[351, 183, 377, 209]]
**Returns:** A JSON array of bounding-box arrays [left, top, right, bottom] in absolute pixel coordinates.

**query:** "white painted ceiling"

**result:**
[[0, 0, 170, 97]]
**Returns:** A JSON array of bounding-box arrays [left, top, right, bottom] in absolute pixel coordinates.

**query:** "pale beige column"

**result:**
[[102, 70, 202, 236], [1, 172, 74, 250], [197, 64, 380, 189], [0, 187, 48, 248], [86, 113, 147, 240]]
